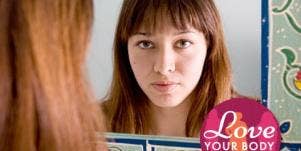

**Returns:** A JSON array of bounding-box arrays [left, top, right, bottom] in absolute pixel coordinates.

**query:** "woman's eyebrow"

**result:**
[[174, 30, 196, 35], [131, 30, 197, 37], [132, 32, 151, 36]]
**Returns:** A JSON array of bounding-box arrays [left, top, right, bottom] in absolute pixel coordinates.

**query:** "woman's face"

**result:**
[[128, 22, 207, 108]]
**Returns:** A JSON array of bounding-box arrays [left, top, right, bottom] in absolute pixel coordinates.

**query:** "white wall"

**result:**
[[87, 0, 261, 99]]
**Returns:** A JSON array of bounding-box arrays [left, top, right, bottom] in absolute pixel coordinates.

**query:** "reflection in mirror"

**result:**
[[87, 0, 260, 137]]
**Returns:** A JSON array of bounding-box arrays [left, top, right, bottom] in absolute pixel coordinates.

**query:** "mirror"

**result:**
[[86, 0, 261, 137], [87, 0, 261, 100]]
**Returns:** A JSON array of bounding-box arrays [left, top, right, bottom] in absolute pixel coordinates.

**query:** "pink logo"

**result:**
[[200, 98, 281, 151]]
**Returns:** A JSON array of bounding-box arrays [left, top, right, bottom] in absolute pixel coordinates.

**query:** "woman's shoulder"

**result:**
[[231, 91, 261, 102], [98, 99, 113, 131], [98, 99, 111, 115]]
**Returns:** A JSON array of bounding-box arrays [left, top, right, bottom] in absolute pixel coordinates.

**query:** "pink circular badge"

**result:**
[[200, 98, 281, 151]]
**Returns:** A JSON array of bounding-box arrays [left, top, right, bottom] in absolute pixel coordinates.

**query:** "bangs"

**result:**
[[125, 0, 211, 38]]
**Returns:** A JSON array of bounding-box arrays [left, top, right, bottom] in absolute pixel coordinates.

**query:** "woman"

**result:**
[[103, 0, 234, 137], [0, 0, 106, 150]]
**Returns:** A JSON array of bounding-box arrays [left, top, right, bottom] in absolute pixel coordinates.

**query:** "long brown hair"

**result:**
[[0, 0, 106, 150], [103, 0, 232, 137]]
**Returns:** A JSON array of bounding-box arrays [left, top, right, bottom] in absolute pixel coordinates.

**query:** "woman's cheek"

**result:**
[[130, 54, 153, 80], [179, 52, 206, 80]]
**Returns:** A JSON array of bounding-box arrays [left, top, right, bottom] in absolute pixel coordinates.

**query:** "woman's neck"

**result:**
[[149, 98, 191, 137]]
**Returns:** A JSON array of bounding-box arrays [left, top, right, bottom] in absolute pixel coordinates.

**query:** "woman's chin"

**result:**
[[150, 96, 184, 108]]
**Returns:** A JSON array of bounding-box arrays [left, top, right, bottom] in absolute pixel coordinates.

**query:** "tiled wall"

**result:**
[[263, 0, 301, 150]]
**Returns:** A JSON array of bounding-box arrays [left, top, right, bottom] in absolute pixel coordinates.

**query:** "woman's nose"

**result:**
[[153, 46, 176, 75]]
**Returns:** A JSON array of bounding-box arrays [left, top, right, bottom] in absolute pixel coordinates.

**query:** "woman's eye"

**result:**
[[175, 40, 193, 49], [137, 41, 154, 49]]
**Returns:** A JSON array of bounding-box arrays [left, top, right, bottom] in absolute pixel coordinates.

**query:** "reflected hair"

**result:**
[[103, 0, 232, 137], [0, 0, 106, 150]]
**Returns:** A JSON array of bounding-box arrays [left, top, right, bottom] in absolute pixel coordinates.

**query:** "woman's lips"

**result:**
[[151, 81, 179, 93]]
